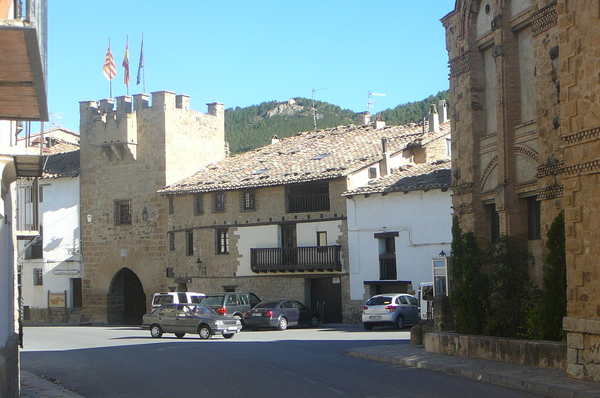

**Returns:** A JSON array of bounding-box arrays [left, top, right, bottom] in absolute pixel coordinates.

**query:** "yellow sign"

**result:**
[[49, 293, 65, 308]]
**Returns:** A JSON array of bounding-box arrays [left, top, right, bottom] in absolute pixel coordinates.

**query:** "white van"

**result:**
[[418, 282, 434, 321], [151, 292, 205, 309]]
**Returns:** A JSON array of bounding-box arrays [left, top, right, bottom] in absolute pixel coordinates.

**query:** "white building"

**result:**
[[344, 160, 452, 301], [19, 139, 81, 323]]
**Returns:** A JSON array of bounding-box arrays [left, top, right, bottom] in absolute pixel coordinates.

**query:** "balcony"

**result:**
[[0, 0, 48, 121], [251, 245, 342, 273], [379, 257, 397, 280], [288, 193, 330, 213]]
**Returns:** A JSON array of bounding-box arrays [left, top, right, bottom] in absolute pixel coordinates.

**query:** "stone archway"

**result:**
[[107, 268, 146, 325]]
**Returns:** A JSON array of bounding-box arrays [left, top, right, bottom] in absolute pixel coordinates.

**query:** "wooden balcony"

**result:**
[[0, 0, 48, 121], [251, 245, 342, 273]]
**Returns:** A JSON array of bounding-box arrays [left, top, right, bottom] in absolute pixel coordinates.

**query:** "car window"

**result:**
[[238, 294, 249, 306], [249, 293, 261, 307], [154, 295, 173, 305], [397, 296, 408, 305], [291, 301, 306, 310], [281, 301, 293, 309], [177, 293, 187, 303], [160, 306, 175, 316], [226, 295, 238, 305], [176, 305, 187, 317], [255, 301, 278, 309], [366, 297, 392, 306], [407, 296, 418, 305], [202, 296, 224, 306], [190, 295, 203, 304]]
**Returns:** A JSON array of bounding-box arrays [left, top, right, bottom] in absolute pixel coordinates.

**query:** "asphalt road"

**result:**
[[21, 325, 545, 398]]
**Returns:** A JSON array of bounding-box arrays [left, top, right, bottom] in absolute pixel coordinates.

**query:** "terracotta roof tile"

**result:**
[[42, 140, 80, 179], [159, 121, 450, 195]]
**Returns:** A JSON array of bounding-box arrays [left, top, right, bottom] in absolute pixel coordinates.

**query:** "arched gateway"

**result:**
[[107, 268, 146, 325]]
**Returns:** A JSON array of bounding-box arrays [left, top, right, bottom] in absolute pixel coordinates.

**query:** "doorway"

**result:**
[[107, 268, 146, 325], [310, 277, 342, 323]]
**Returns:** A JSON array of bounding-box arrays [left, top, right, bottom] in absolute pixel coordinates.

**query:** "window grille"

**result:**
[[115, 200, 132, 225], [33, 268, 43, 286]]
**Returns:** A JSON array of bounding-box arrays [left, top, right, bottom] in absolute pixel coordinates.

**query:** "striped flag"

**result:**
[[122, 41, 130, 86], [136, 36, 144, 85], [103, 44, 117, 81]]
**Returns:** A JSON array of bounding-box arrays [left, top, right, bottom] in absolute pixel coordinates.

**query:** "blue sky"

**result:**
[[47, 1, 454, 132]]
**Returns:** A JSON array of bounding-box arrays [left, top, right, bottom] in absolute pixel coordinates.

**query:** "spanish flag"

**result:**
[[122, 40, 130, 86]]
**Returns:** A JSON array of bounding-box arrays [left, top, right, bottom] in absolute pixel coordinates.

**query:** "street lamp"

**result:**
[[196, 257, 206, 276], [86, 212, 92, 223], [142, 206, 148, 221], [439, 250, 446, 257]]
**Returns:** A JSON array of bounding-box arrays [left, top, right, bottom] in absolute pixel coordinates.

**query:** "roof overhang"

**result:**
[[13, 154, 44, 177], [0, 2, 49, 121]]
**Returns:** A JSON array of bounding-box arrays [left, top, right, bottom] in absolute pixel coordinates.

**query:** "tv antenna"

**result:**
[[367, 92, 386, 115], [312, 87, 329, 131]]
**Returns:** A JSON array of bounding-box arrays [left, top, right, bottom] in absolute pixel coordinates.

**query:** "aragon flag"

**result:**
[[103, 44, 117, 81]]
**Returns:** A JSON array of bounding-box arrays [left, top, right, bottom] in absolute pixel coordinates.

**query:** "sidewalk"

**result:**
[[347, 344, 600, 398], [20, 371, 85, 398]]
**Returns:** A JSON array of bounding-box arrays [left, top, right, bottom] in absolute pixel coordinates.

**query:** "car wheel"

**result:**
[[363, 323, 374, 331], [395, 316, 405, 330], [198, 324, 212, 339], [150, 324, 163, 338], [309, 316, 320, 328], [175, 333, 185, 339], [277, 317, 288, 331], [223, 333, 235, 339]]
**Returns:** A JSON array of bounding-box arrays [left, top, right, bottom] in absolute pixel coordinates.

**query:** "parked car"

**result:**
[[362, 293, 419, 330], [202, 292, 261, 323], [243, 299, 320, 331], [142, 303, 242, 339], [151, 292, 205, 309]]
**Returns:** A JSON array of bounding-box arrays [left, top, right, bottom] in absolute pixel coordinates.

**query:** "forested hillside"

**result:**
[[225, 90, 449, 154]]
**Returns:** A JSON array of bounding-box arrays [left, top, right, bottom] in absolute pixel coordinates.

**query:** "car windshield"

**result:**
[[366, 297, 393, 306], [202, 296, 224, 306], [254, 301, 279, 309]]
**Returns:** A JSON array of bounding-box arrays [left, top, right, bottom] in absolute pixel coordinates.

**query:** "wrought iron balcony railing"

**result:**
[[251, 245, 341, 273], [287, 193, 330, 213]]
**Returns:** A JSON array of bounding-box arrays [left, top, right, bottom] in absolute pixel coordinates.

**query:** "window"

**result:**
[[115, 200, 132, 225], [486, 203, 500, 243], [216, 228, 229, 254], [241, 190, 256, 211], [527, 196, 541, 240], [33, 268, 43, 286], [169, 232, 175, 251], [25, 227, 43, 259], [375, 232, 398, 280], [213, 192, 226, 212], [446, 138, 452, 157], [39, 185, 44, 203], [368, 167, 377, 179], [168, 196, 174, 214], [186, 230, 194, 256], [193, 195, 204, 216]]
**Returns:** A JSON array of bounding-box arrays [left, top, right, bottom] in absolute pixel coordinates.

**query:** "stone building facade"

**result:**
[[79, 91, 225, 324], [443, 0, 600, 380]]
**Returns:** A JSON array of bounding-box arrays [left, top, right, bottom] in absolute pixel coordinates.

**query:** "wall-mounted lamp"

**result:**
[[86, 212, 92, 223], [142, 206, 148, 222], [196, 257, 206, 276], [439, 250, 446, 257]]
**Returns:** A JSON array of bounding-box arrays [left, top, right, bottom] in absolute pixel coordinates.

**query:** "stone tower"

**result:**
[[79, 91, 225, 324]]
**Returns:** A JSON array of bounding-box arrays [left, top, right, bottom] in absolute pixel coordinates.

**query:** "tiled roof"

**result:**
[[159, 121, 450, 195], [342, 159, 452, 196], [42, 141, 80, 179]]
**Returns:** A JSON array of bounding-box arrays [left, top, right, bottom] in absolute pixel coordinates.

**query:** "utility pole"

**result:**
[[312, 87, 329, 131]]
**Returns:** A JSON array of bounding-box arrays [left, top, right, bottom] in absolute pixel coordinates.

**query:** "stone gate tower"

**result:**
[[79, 91, 225, 324]]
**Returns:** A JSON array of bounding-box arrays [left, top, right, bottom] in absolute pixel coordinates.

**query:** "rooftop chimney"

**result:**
[[360, 111, 371, 125], [380, 137, 391, 177], [375, 117, 385, 130], [270, 135, 280, 145], [428, 104, 439, 132], [438, 100, 448, 123]]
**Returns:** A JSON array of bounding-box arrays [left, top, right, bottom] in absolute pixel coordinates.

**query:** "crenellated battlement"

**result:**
[[79, 91, 225, 162]]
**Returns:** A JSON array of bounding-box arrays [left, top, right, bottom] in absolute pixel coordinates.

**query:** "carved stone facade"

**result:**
[[443, 0, 600, 380], [79, 91, 225, 324]]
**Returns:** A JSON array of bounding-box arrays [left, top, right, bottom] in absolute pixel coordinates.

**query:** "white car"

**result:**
[[362, 293, 419, 330]]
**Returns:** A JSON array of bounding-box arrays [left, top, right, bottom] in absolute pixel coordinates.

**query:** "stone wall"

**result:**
[[424, 331, 567, 370], [0, 334, 19, 398]]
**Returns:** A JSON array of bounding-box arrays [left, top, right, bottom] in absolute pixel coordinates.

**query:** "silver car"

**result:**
[[362, 293, 419, 330], [142, 303, 242, 339]]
